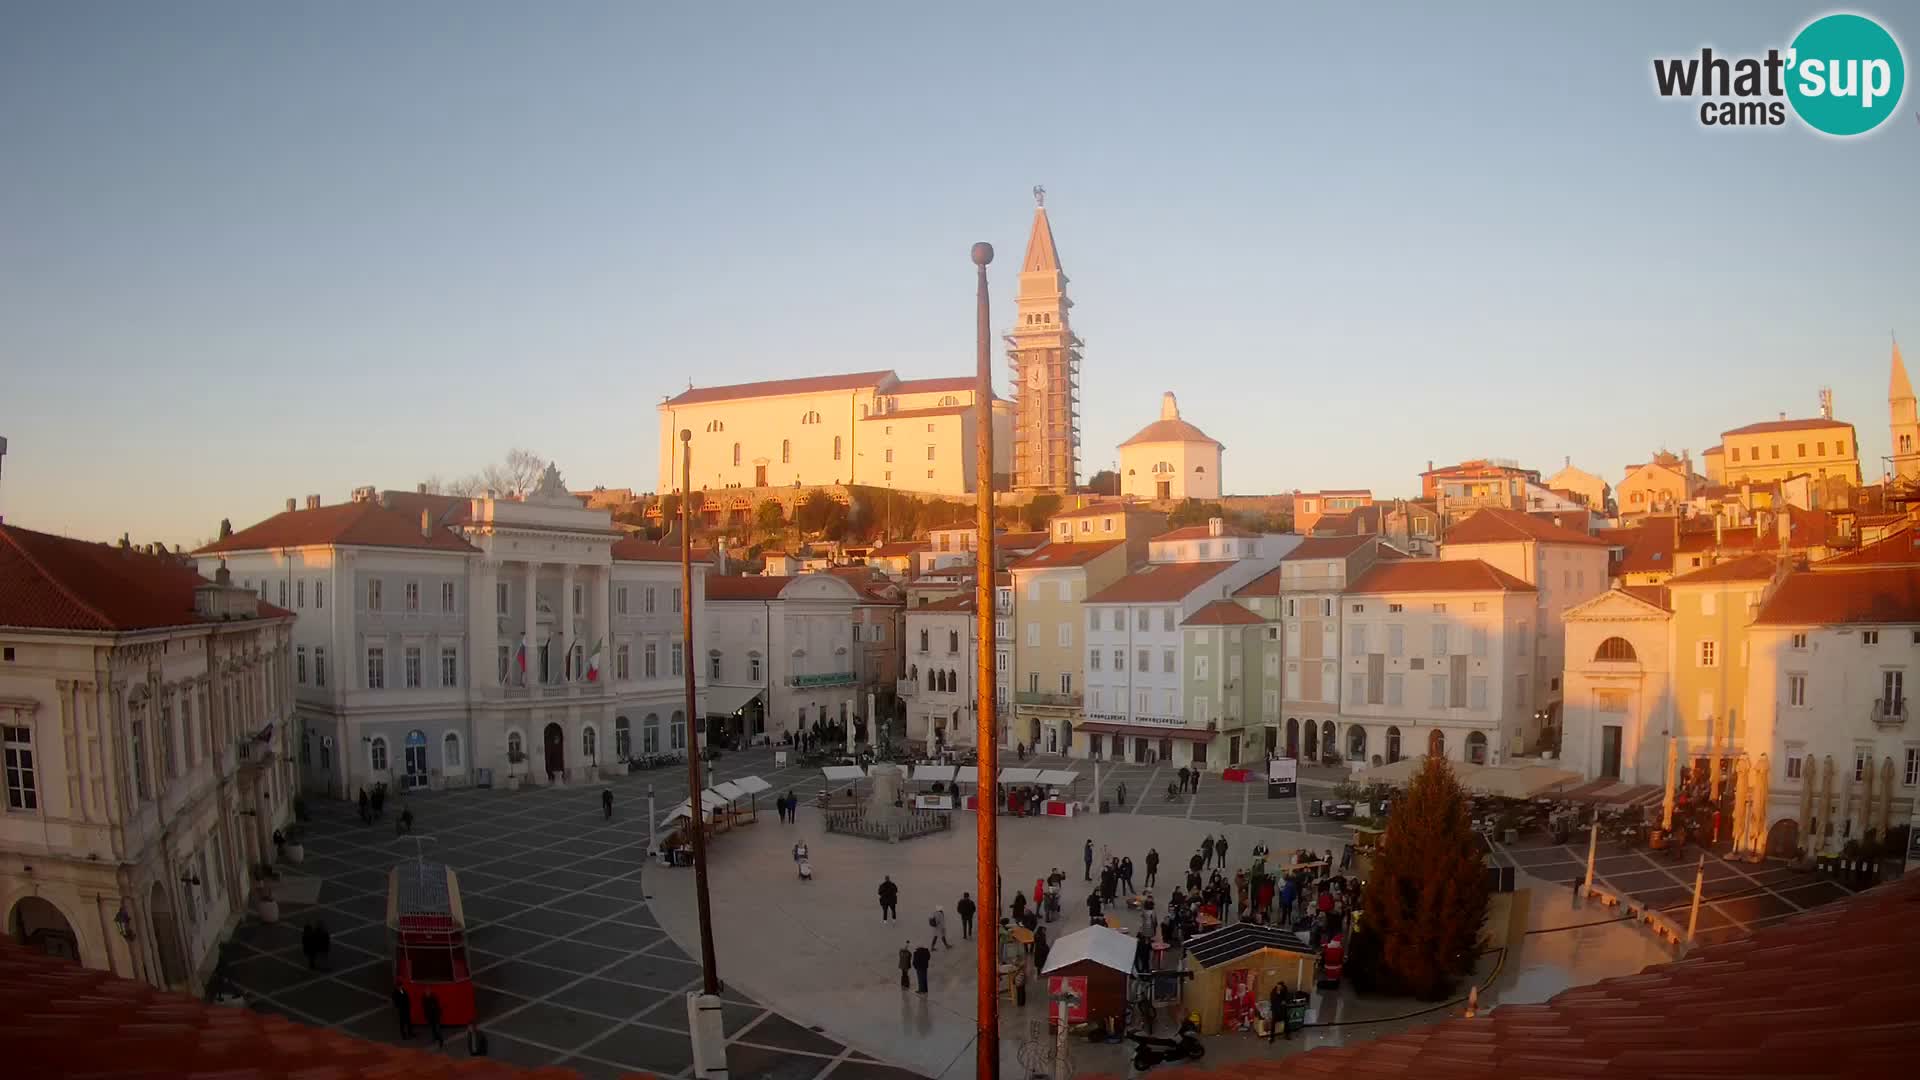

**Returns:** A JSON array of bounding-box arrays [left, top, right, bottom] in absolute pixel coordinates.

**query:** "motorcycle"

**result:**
[[1129, 1022, 1204, 1070]]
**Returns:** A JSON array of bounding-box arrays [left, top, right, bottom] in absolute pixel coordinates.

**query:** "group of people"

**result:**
[[356, 784, 387, 826], [774, 790, 803, 822]]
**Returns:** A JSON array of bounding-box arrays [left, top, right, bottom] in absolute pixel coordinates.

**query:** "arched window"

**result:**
[[370, 736, 389, 771], [909, 664, 918, 682], [926, 667, 935, 691], [615, 716, 631, 758], [949, 630, 960, 653], [1320, 720, 1336, 760], [732, 443, 742, 466], [948, 669, 959, 693], [1347, 724, 1367, 760], [938, 395, 960, 407], [1595, 637, 1637, 661], [919, 628, 930, 651], [1466, 731, 1489, 765], [706, 419, 724, 433], [443, 731, 463, 769], [800, 410, 821, 424], [643, 713, 661, 753], [1194, 465, 1205, 473], [507, 730, 524, 761], [1385, 726, 1402, 764], [582, 725, 598, 762], [1428, 729, 1446, 758], [834, 435, 842, 461], [782, 439, 791, 463], [670, 710, 687, 750]]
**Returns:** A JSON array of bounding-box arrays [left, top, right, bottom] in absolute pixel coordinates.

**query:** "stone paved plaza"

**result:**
[[223, 747, 1868, 1078]]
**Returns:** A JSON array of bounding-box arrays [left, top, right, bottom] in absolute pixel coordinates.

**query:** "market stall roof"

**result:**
[[703, 683, 766, 718], [998, 767, 1044, 784], [667, 790, 732, 821], [664, 801, 717, 824], [709, 780, 747, 801], [821, 764, 868, 783], [1036, 769, 1081, 786], [1351, 757, 1582, 798], [910, 764, 956, 784], [732, 775, 772, 795], [1184, 922, 1315, 969], [954, 766, 980, 784], [1040, 925, 1138, 976]]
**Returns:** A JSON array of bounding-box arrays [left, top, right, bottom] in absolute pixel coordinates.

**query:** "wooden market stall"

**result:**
[[1039, 925, 1137, 1032], [1181, 922, 1316, 1035]]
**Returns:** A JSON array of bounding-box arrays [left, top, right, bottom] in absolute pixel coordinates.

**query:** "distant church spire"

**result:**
[[1891, 334, 1919, 482], [1022, 200, 1063, 275], [1007, 189, 1080, 494]]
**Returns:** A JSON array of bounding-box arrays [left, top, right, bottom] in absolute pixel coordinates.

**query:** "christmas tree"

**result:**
[[1352, 754, 1489, 999]]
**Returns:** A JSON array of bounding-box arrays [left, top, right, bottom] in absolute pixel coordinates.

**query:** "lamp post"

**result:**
[[680, 430, 728, 1079], [970, 239, 1001, 1080]]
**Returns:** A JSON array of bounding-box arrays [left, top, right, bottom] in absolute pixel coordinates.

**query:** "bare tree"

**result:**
[[438, 448, 547, 498]]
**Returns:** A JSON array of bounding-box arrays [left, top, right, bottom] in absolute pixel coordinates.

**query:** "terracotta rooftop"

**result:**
[[1081, 871, 1920, 1080], [1721, 416, 1855, 436], [1754, 565, 1920, 626], [196, 500, 481, 556], [1086, 561, 1236, 604], [1665, 552, 1782, 586], [917, 594, 976, 612], [1152, 524, 1258, 542], [2, 524, 289, 632], [1816, 527, 1920, 567], [0, 939, 629, 1080], [1619, 584, 1672, 611], [1443, 508, 1607, 547], [1279, 534, 1378, 561], [1118, 416, 1223, 448], [1232, 567, 1281, 598], [608, 538, 681, 563], [996, 530, 1049, 550], [1307, 510, 1357, 535], [1701, 444, 1724, 456], [1182, 599, 1266, 627], [1529, 508, 1593, 535], [661, 369, 893, 407], [1009, 539, 1126, 571], [1346, 559, 1534, 594], [704, 575, 792, 601]]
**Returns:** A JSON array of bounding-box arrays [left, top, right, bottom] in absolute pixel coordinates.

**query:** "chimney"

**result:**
[[214, 559, 231, 586], [1778, 411, 1787, 421], [285, 498, 297, 512], [1208, 517, 1223, 537], [306, 494, 321, 510], [417, 483, 428, 494]]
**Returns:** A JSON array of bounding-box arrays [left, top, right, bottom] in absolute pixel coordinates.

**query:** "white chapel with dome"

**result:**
[[1119, 391, 1224, 502]]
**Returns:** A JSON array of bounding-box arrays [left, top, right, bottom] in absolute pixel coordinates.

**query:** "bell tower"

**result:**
[[1891, 337, 1919, 482], [1006, 187, 1081, 494]]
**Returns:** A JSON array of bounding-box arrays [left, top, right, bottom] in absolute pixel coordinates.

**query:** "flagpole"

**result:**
[[970, 239, 1001, 1080]]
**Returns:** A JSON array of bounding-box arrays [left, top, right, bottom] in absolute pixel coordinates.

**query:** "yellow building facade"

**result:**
[[1713, 417, 1859, 488]]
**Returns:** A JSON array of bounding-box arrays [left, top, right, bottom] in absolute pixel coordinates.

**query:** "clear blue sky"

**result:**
[[2, 1, 1915, 545]]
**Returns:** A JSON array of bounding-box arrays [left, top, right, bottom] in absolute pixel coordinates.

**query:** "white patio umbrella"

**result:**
[[1662, 737, 1679, 832]]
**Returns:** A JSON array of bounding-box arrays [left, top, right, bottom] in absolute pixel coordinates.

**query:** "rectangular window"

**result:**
[[645, 643, 659, 679], [1786, 746, 1804, 780], [1027, 623, 1039, 647], [296, 579, 305, 608], [1195, 655, 1210, 679], [497, 582, 509, 613], [1163, 649, 1175, 674], [1431, 603, 1447, 614], [1348, 625, 1366, 655], [1855, 748, 1869, 782], [1137, 609, 1149, 631], [497, 644, 509, 684], [1388, 625, 1403, 657], [1367, 653, 1385, 704], [403, 646, 422, 688], [405, 581, 420, 611], [1863, 630, 1880, 645], [1347, 671, 1366, 703], [1731, 447, 1741, 462], [5, 724, 37, 811], [367, 647, 386, 690], [1286, 598, 1296, 618], [1431, 624, 1447, 655], [1323, 598, 1333, 617], [1905, 747, 1920, 786], [296, 646, 307, 684], [1057, 623, 1072, 647], [367, 578, 383, 611], [1698, 640, 1717, 667], [1386, 673, 1403, 707], [1883, 669, 1904, 712], [1387, 603, 1403, 613], [1060, 673, 1073, 694], [278, 580, 288, 608], [315, 646, 326, 687], [1089, 649, 1101, 671], [1470, 676, 1488, 710], [671, 642, 683, 676], [1351, 603, 1364, 614], [1449, 655, 1468, 708], [441, 581, 456, 612], [572, 585, 583, 616], [1785, 673, 1806, 707], [671, 587, 682, 613], [645, 587, 657, 614], [1137, 648, 1150, 672], [617, 587, 629, 615], [441, 647, 458, 687], [709, 654, 722, 679], [1163, 608, 1175, 631], [1059, 581, 1073, 603], [1430, 674, 1447, 708], [885, 449, 893, 463], [616, 644, 631, 681], [1791, 632, 1807, 649]]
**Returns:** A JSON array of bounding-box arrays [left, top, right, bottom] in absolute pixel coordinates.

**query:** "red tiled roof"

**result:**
[[1443, 507, 1607, 547], [1816, 527, 1920, 566], [1722, 416, 1854, 436], [826, 566, 905, 602], [1620, 584, 1672, 611], [1701, 443, 1724, 456], [917, 594, 976, 612], [1347, 559, 1534, 594], [859, 404, 973, 421], [1086, 561, 1235, 604], [996, 531, 1049, 550], [1665, 552, 1781, 586], [1152, 524, 1258, 542], [195, 501, 480, 555], [1118, 416, 1222, 448], [661, 369, 893, 406], [868, 541, 930, 558], [2, 525, 288, 632], [705, 575, 792, 600], [1085, 871, 1920, 1080], [1279, 534, 1378, 561], [0, 939, 630, 1080], [1754, 565, 1920, 625], [1307, 510, 1357, 535], [1009, 539, 1126, 571], [1529, 508, 1592, 535], [609, 538, 680, 563], [1183, 599, 1265, 626], [1232, 566, 1281, 598]]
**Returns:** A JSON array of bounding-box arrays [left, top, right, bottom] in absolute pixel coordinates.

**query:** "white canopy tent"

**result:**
[[732, 775, 773, 796], [665, 788, 731, 824], [1035, 769, 1080, 787], [953, 766, 980, 786], [998, 767, 1044, 784], [910, 764, 957, 785], [1040, 925, 1138, 976], [821, 764, 868, 784]]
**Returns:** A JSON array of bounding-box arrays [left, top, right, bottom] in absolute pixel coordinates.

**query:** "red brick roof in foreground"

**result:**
[[1754, 565, 1920, 626], [1443, 507, 1608, 547], [1009, 539, 1126, 571], [1087, 560, 1236, 604], [1083, 870, 1920, 1080], [1347, 559, 1534, 594], [196, 500, 480, 555], [1817, 526, 1920, 566], [2, 524, 289, 632], [1183, 599, 1266, 626], [0, 940, 632, 1080]]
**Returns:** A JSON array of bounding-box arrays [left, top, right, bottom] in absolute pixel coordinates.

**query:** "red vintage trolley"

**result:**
[[387, 859, 476, 1025]]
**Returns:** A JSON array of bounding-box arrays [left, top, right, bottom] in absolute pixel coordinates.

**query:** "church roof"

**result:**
[[1893, 339, 1913, 403], [1120, 392, 1222, 449], [1022, 206, 1063, 274], [661, 370, 895, 407]]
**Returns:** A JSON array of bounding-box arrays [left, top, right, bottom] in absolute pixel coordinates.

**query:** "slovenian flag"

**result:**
[[515, 635, 528, 676], [587, 638, 604, 682]]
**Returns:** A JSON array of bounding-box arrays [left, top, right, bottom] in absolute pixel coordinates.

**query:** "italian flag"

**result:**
[[586, 638, 604, 682]]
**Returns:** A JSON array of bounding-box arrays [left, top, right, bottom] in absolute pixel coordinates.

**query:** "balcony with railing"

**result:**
[[1015, 689, 1081, 708], [897, 678, 918, 699], [1872, 697, 1908, 729]]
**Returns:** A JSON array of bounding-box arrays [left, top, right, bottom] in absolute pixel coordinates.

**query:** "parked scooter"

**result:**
[[1129, 1017, 1204, 1070]]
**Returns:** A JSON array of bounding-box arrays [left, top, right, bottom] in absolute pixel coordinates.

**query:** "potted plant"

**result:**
[[506, 748, 526, 791], [252, 875, 279, 924]]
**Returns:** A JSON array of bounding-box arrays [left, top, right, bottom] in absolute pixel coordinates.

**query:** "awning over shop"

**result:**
[[705, 684, 766, 717], [953, 766, 980, 785], [1076, 722, 1213, 743]]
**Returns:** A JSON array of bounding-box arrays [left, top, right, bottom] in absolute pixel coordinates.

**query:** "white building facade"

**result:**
[[902, 595, 978, 752], [705, 573, 873, 745], [1560, 587, 1675, 784], [1119, 392, 1224, 502]]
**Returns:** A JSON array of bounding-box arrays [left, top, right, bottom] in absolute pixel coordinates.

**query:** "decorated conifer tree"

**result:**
[[1352, 753, 1489, 999]]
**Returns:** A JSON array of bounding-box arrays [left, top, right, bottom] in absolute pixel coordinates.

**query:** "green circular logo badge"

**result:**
[[1786, 13, 1906, 136]]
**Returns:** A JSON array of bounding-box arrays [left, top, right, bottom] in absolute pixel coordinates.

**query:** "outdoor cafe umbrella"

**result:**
[[1709, 722, 1724, 804], [1797, 756, 1813, 855], [1748, 754, 1768, 858], [1860, 757, 1875, 842], [1879, 757, 1896, 836], [1662, 737, 1679, 832], [1730, 757, 1750, 853]]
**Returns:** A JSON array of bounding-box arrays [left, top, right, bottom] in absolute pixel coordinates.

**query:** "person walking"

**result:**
[[1216, 834, 1230, 870], [1086, 889, 1103, 926], [397, 806, 414, 836], [1191, 769, 1201, 794], [1201, 834, 1216, 870], [930, 906, 950, 949], [911, 944, 932, 994], [1032, 925, 1051, 974], [1119, 855, 1135, 895], [391, 984, 413, 1039], [1083, 839, 1094, 881], [1116, 781, 1127, 808], [1178, 766, 1191, 793], [357, 788, 371, 826], [1189, 849, 1204, 878], [601, 788, 614, 820], [879, 876, 899, 922], [422, 989, 444, 1049], [1269, 981, 1289, 1042], [1144, 848, 1160, 888], [956, 892, 976, 939], [898, 943, 912, 989]]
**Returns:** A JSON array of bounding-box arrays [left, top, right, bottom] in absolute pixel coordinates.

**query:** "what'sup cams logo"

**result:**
[[1653, 12, 1905, 135]]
